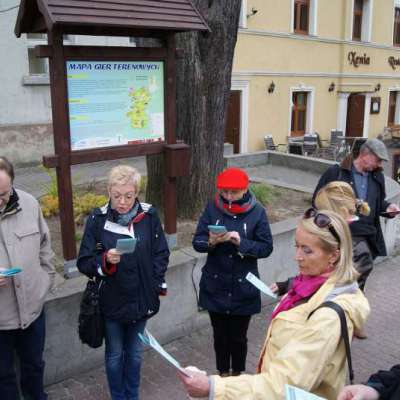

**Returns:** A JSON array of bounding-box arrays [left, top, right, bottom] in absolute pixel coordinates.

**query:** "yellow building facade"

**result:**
[[229, 0, 400, 153]]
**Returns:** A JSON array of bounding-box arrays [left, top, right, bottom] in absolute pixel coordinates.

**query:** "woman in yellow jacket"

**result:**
[[179, 210, 370, 400]]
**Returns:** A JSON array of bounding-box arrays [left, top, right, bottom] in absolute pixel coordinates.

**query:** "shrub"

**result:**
[[249, 183, 279, 206]]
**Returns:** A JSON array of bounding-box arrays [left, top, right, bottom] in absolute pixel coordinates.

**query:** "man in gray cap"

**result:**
[[313, 138, 399, 325]]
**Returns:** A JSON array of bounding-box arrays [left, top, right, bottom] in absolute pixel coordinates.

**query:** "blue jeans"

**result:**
[[0, 311, 47, 400], [104, 318, 146, 400]]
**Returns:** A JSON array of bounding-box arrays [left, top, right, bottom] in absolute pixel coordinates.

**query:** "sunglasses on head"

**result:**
[[303, 208, 341, 247]]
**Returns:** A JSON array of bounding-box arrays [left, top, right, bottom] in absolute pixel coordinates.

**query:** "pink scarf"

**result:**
[[271, 274, 328, 319]]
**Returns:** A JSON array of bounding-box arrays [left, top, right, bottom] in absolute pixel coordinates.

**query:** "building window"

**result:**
[[293, 0, 309, 34], [291, 92, 308, 136], [353, 0, 363, 41], [26, 33, 48, 75], [394, 7, 400, 46], [352, 0, 373, 42], [388, 91, 399, 126]]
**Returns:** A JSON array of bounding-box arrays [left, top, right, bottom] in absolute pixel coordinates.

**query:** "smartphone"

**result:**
[[208, 225, 228, 235], [116, 238, 137, 254], [381, 210, 400, 218]]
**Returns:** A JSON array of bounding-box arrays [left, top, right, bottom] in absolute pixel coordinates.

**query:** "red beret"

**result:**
[[216, 168, 249, 190]]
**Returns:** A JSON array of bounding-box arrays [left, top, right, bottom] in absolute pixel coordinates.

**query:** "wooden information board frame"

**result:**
[[15, 0, 209, 274]]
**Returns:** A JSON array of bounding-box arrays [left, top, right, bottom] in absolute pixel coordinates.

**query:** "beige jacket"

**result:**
[[213, 279, 370, 400], [0, 189, 55, 330]]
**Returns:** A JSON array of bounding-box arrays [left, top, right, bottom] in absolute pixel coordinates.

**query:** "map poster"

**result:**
[[66, 61, 165, 151]]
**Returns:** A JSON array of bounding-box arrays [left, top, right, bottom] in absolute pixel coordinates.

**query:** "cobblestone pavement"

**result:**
[[45, 255, 400, 400]]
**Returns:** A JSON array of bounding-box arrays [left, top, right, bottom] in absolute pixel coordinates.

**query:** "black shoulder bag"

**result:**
[[78, 278, 104, 348], [78, 212, 105, 348], [308, 301, 354, 384]]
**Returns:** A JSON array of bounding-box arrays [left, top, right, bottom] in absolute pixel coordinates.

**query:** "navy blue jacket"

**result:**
[[313, 156, 391, 258], [193, 198, 273, 315], [77, 202, 169, 323], [368, 365, 400, 400]]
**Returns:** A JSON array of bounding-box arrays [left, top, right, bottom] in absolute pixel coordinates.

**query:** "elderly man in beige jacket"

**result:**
[[0, 156, 55, 400]]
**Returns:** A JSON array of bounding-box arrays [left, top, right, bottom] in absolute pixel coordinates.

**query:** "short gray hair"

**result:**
[[107, 165, 141, 193]]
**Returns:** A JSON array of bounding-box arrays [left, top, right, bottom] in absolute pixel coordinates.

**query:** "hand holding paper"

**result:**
[[246, 272, 277, 299], [0, 268, 22, 277], [138, 330, 191, 377], [285, 385, 326, 400]]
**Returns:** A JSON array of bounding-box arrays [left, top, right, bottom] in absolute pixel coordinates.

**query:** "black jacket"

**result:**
[[368, 364, 400, 400], [77, 202, 169, 323], [313, 156, 391, 258], [193, 196, 273, 315]]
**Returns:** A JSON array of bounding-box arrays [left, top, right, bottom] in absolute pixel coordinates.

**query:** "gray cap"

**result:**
[[364, 138, 389, 161]]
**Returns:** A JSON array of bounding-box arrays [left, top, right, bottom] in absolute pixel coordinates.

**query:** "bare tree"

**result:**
[[146, 0, 242, 218]]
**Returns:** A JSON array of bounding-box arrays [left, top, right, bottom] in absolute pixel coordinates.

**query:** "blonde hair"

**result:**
[[107, 165, 141, 193], [299, 210, 359, 284], [315, 181, 370, 217]]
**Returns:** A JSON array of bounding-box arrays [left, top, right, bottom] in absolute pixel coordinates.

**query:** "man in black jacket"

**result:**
[[313, 138, 399, 260], [337, 364, 400, 399]]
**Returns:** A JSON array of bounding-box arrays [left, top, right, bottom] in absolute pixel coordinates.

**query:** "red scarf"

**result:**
[[214, 194, 251, 215], [271, 274, 328, 319]]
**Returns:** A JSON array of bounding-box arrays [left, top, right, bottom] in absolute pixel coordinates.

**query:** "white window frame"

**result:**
[[392, 0, 400, 47], [350, 0, 373, 42], [230, 79, 249, 153], [239, 0, 247, 29], [24, 34, 74, 85], [387, 88, 400, 125], [290, 0, 318, 36], [288, 85, 315, 136]]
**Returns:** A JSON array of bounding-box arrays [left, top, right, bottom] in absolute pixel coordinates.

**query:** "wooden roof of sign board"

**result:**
[[15, 0, 210, 37]]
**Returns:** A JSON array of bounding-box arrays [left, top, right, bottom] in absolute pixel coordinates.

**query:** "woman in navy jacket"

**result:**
[[77, 165, 169, 400], [193, 167, 273, 377]]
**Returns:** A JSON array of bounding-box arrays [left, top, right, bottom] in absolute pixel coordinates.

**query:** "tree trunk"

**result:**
[[146, 0, 242, 219]]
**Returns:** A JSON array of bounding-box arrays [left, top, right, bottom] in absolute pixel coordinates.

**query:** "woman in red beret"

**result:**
[[192, 167, 273, 377]]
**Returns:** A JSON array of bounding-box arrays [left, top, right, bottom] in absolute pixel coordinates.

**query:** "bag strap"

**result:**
[[308, 301, 354, 384]]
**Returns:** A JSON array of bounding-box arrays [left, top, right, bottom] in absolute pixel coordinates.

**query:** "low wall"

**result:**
[[43, 217, 298, 385]]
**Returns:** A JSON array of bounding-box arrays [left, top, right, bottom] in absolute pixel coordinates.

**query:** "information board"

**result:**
[[66, 61, 164, 150]]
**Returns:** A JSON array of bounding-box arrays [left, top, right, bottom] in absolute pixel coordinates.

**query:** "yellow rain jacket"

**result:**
[[213, 278, 370, 400]]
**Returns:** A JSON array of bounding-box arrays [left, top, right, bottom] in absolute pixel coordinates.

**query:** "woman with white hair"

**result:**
[[179, 210, 370, 400], [78, 165, 169, 400]]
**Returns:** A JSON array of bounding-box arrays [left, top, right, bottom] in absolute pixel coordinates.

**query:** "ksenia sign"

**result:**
[[388, 56, 400, 70], [348, 51, 370, 68]]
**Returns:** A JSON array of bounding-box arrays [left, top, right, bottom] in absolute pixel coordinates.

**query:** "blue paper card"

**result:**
[[0, 268, 22, 277], [116, 238, 137, 254]]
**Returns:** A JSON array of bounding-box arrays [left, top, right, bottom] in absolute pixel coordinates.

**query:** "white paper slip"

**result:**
[[285, 385, 326, 400], [245, 272, 277, 299], [138, 330, 191, 377]]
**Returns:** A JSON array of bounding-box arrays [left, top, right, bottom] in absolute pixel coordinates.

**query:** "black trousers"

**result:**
[[0, 311, 47, 400], [209, 312, 251, 374]]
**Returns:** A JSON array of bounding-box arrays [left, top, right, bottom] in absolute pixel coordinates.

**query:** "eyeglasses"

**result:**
[[303, 207, 341, 247], [110, 192, 136, 202]]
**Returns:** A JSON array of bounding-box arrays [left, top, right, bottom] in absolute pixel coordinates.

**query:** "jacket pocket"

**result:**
[[200, 270, 224, 294], [14, 226, 40, 238], [235, 276, 259, 300]]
